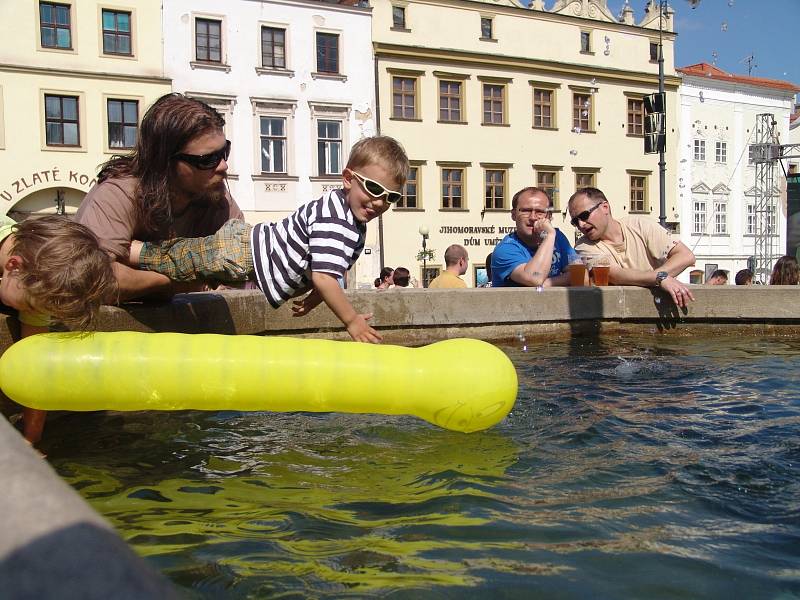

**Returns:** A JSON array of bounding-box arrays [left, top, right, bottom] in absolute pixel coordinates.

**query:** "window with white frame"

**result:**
[[317, 120, 342, 176], [392, 75, 417, 119], [107, 98, 138, 149], [746, 203, 756, 235], [693, 198, 707, 234], [441, 167, 464, 209], [629, 175, 647, 213], [535, 169, 559, 209], [572, 92, 591, 132], [580, 30, 591, 53], [484, 168, 505, 209], [39, 2, 72, 49], [261, 26, 286, 69], [532, 87, 555, 129], [102, 9, 132, 56], [694, 139, 705, 161], [260, 117, 286, 173], [713, 195, 727, 234], [392, 6, 406, 29], [715, 141, 727, 163], [439, 80, 463, 122], [316, 32, 339, 74], [195, 17, 222, 63], [480, 17, 493, 40], [482, 83, 504, 125], [45, 93, 79, 146], [398, 165, 419, 209]]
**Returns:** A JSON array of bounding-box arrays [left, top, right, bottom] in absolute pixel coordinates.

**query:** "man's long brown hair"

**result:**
[[97, 93, 225, 239]]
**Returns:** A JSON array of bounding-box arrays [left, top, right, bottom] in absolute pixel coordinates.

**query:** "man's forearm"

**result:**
[[112, 261, 180, 302], [661, 243, 695, 277]]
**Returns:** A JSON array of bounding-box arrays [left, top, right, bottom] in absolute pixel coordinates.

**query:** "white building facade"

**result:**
[[162, 0, 380, 287], [677, 63, 798, 283]]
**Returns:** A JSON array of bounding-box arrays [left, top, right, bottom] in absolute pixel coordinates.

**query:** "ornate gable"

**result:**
[[691, 182, 711, 194], [549, 0, 617, 23], [712, 183, 731, 195]]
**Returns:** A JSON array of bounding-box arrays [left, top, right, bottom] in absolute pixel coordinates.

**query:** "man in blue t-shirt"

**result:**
[[491, 186, 578, 288]]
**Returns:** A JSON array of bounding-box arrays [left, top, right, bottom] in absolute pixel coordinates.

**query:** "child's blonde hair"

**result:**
[[346, 135, 410, 188], [11, 216, 117, 330]]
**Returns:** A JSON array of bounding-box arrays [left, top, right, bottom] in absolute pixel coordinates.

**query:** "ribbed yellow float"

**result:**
[[0, 332, 517, 433]]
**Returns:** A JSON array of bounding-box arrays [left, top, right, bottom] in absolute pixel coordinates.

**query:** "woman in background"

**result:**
[[769, 256, 799, 285]]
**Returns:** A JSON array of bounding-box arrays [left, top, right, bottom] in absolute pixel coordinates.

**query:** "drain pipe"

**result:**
[[373, 51, 385, 272]]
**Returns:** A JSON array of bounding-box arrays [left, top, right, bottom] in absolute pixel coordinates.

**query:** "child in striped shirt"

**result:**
[[129, 136, 409, 343]]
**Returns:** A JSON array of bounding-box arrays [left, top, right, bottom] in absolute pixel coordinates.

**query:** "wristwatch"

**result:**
[[655, 271, 669, 287]]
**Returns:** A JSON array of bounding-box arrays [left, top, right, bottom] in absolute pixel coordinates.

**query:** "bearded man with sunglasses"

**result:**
[[75, 93, 243, 301], [568, 187, 695, 308]]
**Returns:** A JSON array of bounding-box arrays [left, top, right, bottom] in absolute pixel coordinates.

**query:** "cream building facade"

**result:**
[[0, 0, 171, 218], [372, 0, 681, 287], [676, 63, 798, 283], [162, 0, 379, 288]]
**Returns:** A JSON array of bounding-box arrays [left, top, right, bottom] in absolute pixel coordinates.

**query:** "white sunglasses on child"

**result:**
[[348, 169, 403, 204]]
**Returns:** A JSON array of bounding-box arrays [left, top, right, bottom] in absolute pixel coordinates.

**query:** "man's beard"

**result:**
[[193, 179, 228, 207]]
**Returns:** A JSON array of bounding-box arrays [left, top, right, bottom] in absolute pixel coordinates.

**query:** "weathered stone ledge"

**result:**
[[3, 285, 795, 349]]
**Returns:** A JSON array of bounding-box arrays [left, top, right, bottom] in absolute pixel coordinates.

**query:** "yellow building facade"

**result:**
[[0, 0, 171, 218], [372, 0, 680, 286]]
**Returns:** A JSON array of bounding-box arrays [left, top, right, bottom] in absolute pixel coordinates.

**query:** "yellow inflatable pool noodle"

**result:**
[[0, 332, 518, 433]]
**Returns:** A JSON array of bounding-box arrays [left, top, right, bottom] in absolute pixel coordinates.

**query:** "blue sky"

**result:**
[[607, 0, 799, 86]]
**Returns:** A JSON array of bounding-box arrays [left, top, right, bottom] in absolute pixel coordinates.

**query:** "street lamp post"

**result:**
[[657, 0, 667, 228], [418, 224, 430, 288]]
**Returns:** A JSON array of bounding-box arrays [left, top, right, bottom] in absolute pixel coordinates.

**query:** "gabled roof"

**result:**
[[712, 183, 731, 195], [677, 63, 800, 94]]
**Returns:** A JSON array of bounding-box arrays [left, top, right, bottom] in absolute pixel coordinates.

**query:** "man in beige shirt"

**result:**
[[75, 93, 243, 301], [428, 244, 469, 289], [568, 187, 695, 307]]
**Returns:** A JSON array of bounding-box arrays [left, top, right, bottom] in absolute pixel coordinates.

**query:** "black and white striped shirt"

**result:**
[[250, 189, 366, 308]]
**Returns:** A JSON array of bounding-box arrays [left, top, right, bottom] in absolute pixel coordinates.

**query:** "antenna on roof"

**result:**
[[740, 54, 757, 76]]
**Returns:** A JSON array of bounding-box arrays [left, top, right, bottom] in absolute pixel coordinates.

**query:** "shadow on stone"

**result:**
[[567, 287, 603, 356], [651, 289, 687, 331], [0, 522, 178, 600], [116, 292, 238, 334]]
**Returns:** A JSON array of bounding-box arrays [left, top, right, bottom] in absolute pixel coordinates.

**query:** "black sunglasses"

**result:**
[[173, 140, 231, 170], [350, 170, 403, 204], [570, 200, 605, 227]]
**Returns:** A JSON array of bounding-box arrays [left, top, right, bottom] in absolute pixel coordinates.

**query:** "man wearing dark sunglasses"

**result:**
[[75, 93, 243, 301], [568, 187, 695, 308], [491, 187, 579, 288]]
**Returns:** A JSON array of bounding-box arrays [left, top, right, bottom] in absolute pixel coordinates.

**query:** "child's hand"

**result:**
[[291, 288, 323, 316], [347, 313, 382, 344]]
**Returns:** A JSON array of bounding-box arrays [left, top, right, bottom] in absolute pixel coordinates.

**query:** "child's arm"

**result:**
[[309, 271, 382, 343], [19, 322, 49, 446]]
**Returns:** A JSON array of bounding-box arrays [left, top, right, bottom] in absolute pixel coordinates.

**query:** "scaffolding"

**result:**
[[750, 114, 780, 283], [749, 114, 800, 283]]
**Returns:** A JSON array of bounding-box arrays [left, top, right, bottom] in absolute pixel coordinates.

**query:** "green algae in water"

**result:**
[[49, 335, 800, 599]]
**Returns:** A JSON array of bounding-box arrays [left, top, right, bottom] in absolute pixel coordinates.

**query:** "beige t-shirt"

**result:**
[[75, 176, 244, 260], [428, 270, 467, 289], [575, 216, 676, 271]]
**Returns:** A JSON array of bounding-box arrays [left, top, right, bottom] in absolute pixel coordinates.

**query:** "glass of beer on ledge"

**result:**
[[590, 256, 611, 287], [567, 257, 587, 287]]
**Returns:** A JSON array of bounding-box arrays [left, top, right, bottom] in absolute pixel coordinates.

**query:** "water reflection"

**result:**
[[47, 335, 800, 598]]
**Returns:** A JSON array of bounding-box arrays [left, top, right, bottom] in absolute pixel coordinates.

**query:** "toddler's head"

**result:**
[[4, 216, 117, 329]]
